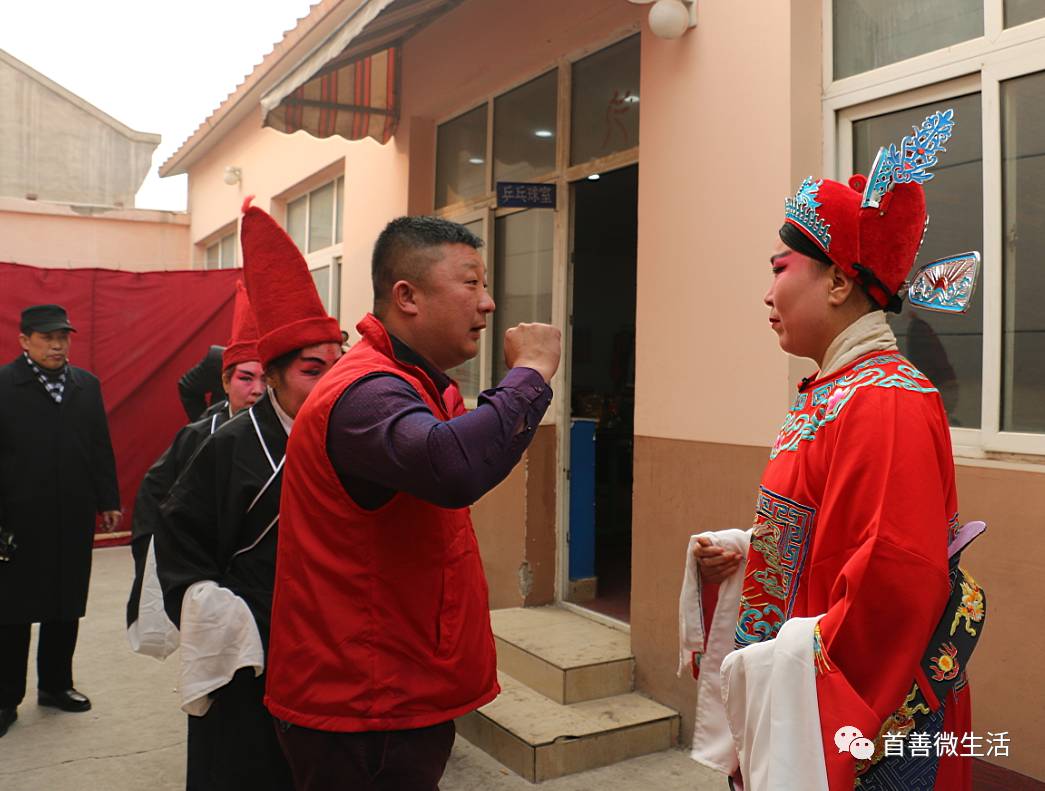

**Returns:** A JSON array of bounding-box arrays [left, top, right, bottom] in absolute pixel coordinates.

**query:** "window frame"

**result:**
[[826, 0, 1045, 456], [200, 225, 238, 270], [285, 175, 345, 255], [281, 174, 345, 321], [431, 32, 641, 423]]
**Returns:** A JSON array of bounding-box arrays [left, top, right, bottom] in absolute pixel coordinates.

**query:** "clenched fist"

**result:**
[[503, 323, 562, 384]]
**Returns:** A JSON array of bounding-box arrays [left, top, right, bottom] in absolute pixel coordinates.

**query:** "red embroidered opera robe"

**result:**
[[703, 350, 974, 790]]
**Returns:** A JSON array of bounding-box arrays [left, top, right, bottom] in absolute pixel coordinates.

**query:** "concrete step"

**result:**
[[490, 606, 634, 704], [456, 672, 680, 783]]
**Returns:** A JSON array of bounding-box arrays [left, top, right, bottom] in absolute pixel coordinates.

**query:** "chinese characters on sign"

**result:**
[[496, 181, 556, 209]]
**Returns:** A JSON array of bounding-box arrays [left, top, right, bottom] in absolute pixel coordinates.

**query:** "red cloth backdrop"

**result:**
[[0, 261, 242, 546]]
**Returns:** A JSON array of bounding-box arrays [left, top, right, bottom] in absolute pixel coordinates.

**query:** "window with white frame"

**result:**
[[286, 176, 344, 253], [827, 1, 1045, 454], [832, 0, 982, 80], [308, 257, 342, 321], [205, 231, 237, 270], [284, 176, 344, 322], [433, 35, 640, 403]]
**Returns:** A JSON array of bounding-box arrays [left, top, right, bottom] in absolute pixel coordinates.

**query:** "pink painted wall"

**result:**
[[184, 106, 409, 341], [0, 197, 190, 271], [402, 1, 643, 117], [634, 3, 821, 446]]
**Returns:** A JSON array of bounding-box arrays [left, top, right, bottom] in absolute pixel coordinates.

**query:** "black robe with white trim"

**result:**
[[154, 391, 285, 649], [126, 400, 230, 634]]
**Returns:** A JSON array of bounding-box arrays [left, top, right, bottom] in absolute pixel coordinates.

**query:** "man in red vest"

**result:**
[[266, 216, 561, 790]]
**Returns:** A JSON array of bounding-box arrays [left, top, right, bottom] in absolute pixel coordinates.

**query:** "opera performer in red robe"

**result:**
[[680, 108, 987, 791]]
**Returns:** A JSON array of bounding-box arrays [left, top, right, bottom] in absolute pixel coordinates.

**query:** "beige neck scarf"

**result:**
[[819, 311, 898, 378]]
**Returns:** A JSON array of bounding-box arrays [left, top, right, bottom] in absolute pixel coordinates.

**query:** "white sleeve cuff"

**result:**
[[177, 581, 264, 716]]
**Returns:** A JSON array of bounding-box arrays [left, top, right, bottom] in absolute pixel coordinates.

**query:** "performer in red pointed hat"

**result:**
[[685, 109, 984, 791], [128, 279, 265, 788], [154, 198, 341, 791]]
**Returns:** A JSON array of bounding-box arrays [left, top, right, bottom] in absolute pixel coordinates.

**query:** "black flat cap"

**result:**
[[20, 304, 77, 333]]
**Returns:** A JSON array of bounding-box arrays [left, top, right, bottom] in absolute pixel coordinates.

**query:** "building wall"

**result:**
[[0, 196, 190, 271], [472, 425, 558, 609], [956, 460, 1045, 781], [0, 50, 158, 208], [631, 436, 768, 742], [184, 106, 408, 338]]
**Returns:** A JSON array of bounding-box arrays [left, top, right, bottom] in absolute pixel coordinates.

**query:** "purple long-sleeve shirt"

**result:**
[[326, 337, 553, 510]]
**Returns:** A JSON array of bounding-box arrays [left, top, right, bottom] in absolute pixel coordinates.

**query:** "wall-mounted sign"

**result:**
[[496, 181, 556, 209]]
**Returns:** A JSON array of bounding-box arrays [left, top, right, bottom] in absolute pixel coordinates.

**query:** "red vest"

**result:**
[[264, 314, 499, 731]]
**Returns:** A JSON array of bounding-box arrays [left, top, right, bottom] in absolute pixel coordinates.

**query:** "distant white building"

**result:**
[[0, 49, 188, 270]]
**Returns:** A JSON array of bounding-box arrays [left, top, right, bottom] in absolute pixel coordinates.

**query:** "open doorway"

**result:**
[[567, 165, 637, 622]]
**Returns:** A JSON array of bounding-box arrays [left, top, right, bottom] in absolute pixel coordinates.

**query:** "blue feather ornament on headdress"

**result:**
[[862, 109, 956, 209]]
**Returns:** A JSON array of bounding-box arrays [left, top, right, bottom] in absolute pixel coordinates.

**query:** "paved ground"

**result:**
[[0, 546, 724, 790]]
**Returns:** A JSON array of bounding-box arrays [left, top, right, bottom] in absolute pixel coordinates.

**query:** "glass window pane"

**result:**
[[833, 1, 982, 80], [1005, 0, 1045, 27], [220, 233, 236, 269], [1001, 71, 1045, 433], [205, 243, 220, 270], [308, 182, 335, 252], [310, 265, 331, 313], [287, 196, 307, 252], [570, 35, 640, 166], [435, 105, 488, 209], [335, 176, 344, 245], [446, 219, 485, 399], [494, 70, 558, 183], [853, 93, 983, 429], [492, 210, 554, 384]]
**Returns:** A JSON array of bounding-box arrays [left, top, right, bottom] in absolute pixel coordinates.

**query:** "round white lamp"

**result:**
[[648, 0, 691, 39], [223, 166, 242, 186], [629, 0, 697, 38]]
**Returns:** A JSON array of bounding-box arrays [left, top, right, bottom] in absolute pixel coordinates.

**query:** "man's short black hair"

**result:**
[[371, 216, 483, 315]]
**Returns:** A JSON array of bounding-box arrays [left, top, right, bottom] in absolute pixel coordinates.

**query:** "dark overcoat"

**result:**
[[0, 354, 120, 624]]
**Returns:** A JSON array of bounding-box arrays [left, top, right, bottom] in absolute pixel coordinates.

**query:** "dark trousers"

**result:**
[[274, 718, 456, 791], [189, 667, 294, 791], [0, 620, 79, 707], [186, 710, 213, 791]]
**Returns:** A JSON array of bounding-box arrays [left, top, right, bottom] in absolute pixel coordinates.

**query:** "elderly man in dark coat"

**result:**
[[0, 304, 121, 738]]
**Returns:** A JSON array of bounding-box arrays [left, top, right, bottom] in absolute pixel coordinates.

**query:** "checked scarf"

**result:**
[[24, 351, 68, 404]]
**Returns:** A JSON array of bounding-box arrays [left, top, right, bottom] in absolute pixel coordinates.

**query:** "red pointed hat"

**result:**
[[782, 108, 954, 311], [240, 197, 341, 365], [221, 280, 260, 370]]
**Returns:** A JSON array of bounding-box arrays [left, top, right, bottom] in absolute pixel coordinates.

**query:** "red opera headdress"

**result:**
[[221, 280, 260, 370], [781, 109, 973, 313], [240, 196, 341, 366]]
